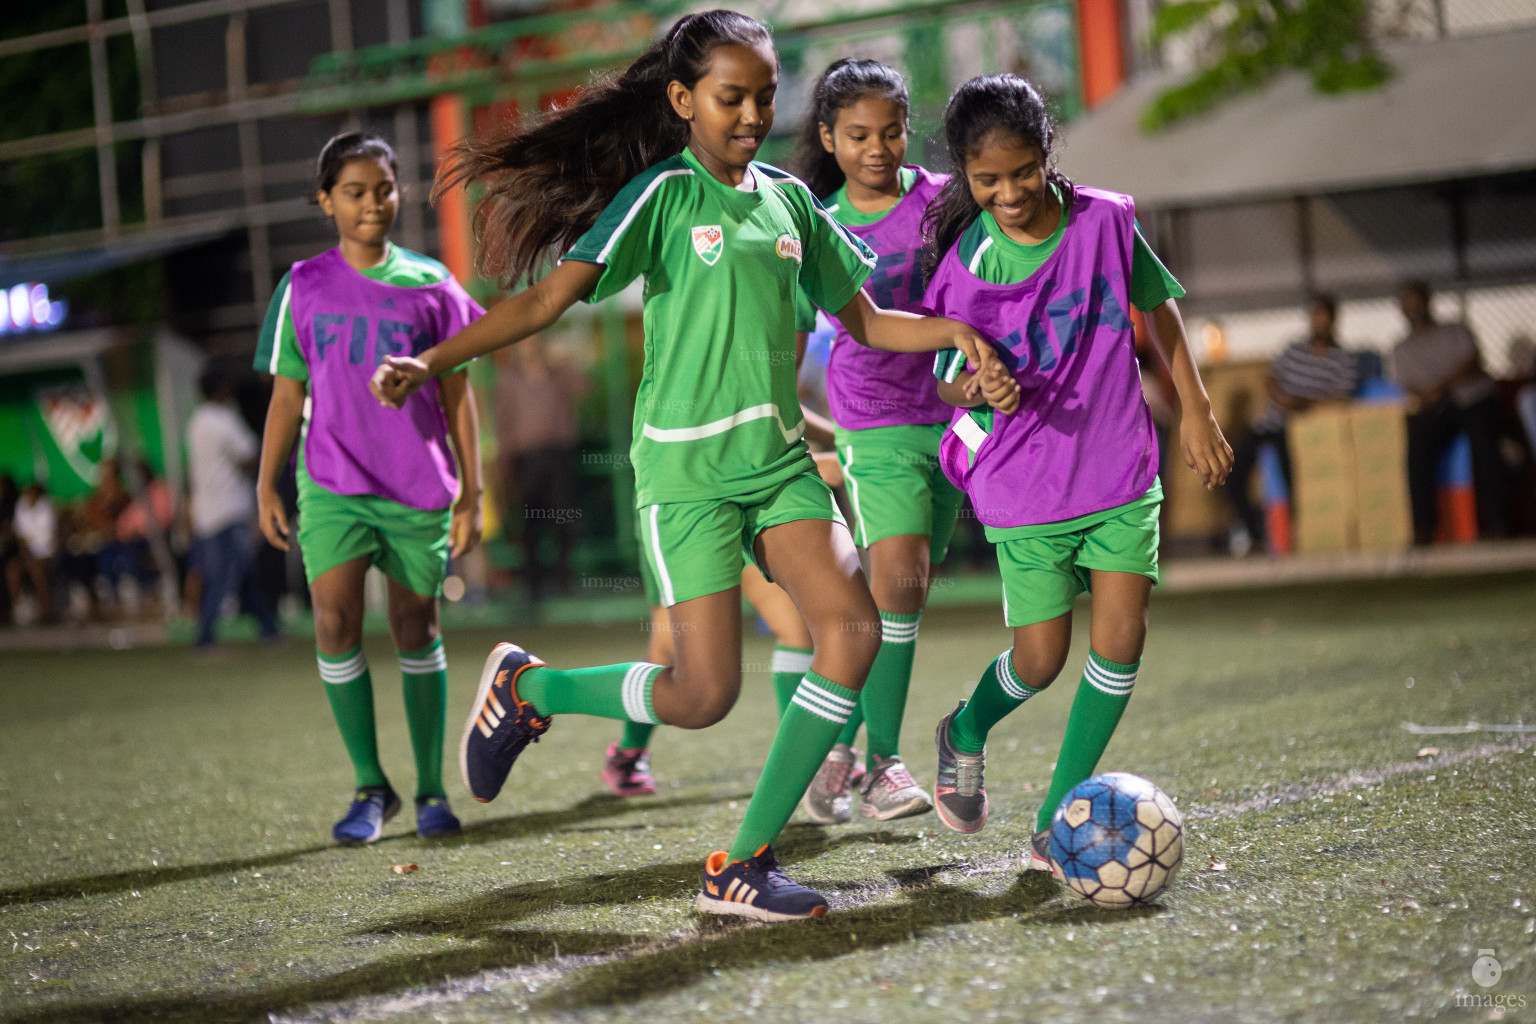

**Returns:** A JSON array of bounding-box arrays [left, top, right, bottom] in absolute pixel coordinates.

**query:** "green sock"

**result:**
[[728, 672, 860, 861], [619, 721, 655, 749], [1035, 650, 1139, 832], [518, 662, 665, 723], [770, 645, 814, 715], [862, 610, 921, 765], [949, 649, 1042, 755], [835, 703, 864, 747], [318, 646, 386, 790], [397, 638, 448, 799]]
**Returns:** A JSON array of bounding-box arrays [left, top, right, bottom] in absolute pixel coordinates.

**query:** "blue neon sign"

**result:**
[[0, 283, 67, 337]]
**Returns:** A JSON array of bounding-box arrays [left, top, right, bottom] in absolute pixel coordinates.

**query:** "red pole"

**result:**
[[1078, 0, 1126, 110], [429, 89, 474, 287]]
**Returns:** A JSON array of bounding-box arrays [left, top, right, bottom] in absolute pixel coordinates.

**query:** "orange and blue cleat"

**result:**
[[459, 643, 550, 803], [695, 845, 828, 922]]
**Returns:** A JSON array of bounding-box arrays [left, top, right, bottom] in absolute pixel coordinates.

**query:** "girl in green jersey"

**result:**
[[372, 9, 1003, 921]]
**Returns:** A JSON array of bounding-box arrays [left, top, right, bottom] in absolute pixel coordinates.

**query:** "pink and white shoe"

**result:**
[[858, 755, 933, 820], [601, 744, 657, 796], [801, 744, 861, 824]]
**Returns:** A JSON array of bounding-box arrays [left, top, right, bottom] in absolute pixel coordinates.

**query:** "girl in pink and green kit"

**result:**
[[920, 76, 1233, 872], [255, 132, 485, 845]]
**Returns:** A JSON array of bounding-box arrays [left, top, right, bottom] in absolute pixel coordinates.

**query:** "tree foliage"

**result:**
[[1141, 0, 1392, 132]]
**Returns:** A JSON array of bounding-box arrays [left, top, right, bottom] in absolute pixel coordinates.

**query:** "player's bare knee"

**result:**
[[1012, 646, 1066, 690], [825, 611, 882, 670], [388, 610, 436, 651], [1093, 623, 1147, 666], [668, 689, 737, 730], [313, 604, 361, 651]]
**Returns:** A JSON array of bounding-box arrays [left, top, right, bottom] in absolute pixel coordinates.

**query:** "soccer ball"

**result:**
[[1047, 772, 1183, 909]]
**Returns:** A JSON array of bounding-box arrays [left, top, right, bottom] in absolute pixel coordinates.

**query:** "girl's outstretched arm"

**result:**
[[1144, 298, 1233, 489], [256, 375, 306, 551], [833, 290, 1002, 378], [438, 369, 484, 558], [372, 260, 604, 408]]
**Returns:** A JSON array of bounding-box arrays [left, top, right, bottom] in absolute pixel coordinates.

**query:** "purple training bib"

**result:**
[[824, 166, 955, 429], [925, 188, 1158, 527], [289, 248, 482, 510]]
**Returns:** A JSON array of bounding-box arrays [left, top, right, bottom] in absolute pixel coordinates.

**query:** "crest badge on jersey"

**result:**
[[774, 234, 803, 264], [691, 225, 724, 266]]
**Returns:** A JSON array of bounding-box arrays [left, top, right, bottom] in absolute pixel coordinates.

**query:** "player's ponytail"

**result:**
[[435, 9, 774, 286], [922, 74, 1073, 278], [792, 58, 909, 200]]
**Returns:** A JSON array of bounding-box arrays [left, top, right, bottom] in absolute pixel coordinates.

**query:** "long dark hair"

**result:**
[[921, 75, 1074, 278], [434, 10, 773, 286], [312, 131, 398, 200], [791, 58, 909, 200]]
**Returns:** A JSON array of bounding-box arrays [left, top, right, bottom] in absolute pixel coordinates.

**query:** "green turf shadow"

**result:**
[[1, 925, 646, 1024], [532, 871, 1064, 1010], [0, 844, 333, 907], [451, 790, 754, 846]]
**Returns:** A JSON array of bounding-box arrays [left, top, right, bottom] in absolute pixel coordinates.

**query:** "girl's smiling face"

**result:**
[[962, 131, 1056, 242], [317, 156, 397, 249], [669, 41, 778, 180], [821, 94, 907, 197]]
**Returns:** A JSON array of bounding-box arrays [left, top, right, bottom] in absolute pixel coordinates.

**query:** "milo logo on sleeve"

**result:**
[[774, 234, 803, 264], [691, 225, 723, 266]]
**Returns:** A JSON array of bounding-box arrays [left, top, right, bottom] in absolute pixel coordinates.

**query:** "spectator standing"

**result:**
[[1390, 281, 1509, 543], [187, 369, 278, 648], [1227, 294, 1361, 551], [492, 336, 587, 602], [11, 482, 59, 624]]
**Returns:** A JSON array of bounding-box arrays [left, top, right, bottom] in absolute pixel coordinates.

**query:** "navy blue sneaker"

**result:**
[[333, 785, 401, 845], [415, 795, 461, 838], [459, 643, 550, 802], [696, 845, 828, 921]]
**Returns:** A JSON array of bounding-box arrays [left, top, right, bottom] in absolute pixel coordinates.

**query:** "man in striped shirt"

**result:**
[[1227, 294, 1362, 550]]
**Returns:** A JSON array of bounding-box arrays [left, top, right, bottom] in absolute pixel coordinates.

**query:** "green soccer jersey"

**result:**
[[565, 147, 875, 507]]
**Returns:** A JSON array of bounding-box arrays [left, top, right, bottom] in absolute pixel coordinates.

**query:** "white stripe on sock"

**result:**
[[622, 663, 663, 724], [791, 679, 856, 723], [791, 692, 851, 724], [995, 650, 1036, 701], [800, 678, 856, 711], [318, 654, 367, 684], [397, 654, 447, 674], [1084, 658, 1137, 695], [770, 648, 814, 675]]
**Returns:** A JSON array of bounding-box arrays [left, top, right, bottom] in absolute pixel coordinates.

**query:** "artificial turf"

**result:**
[[2, 572, 1533, 1023]]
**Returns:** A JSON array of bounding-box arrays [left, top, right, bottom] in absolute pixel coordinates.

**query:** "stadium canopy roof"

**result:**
[[1060, 26, 1536, 209]]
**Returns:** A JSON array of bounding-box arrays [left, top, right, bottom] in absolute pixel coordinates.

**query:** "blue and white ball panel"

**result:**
[[1048, 771, 1183, 908]]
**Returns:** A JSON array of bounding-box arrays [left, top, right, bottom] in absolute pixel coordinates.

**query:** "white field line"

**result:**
[[268, 737, 1535, 1022]]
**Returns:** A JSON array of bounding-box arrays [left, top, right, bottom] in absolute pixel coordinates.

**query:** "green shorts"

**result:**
[[297, 470, 451, 598], [836, 423, 963, 561], [994, 495, 1161, 628], [636, 468, 846, 607]]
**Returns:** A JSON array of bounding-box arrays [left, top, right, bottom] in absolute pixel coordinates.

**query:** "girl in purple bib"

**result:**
[[919, 76, 1233, 870], [786, 59, 964, 825], [253, 133, 485, 845]]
